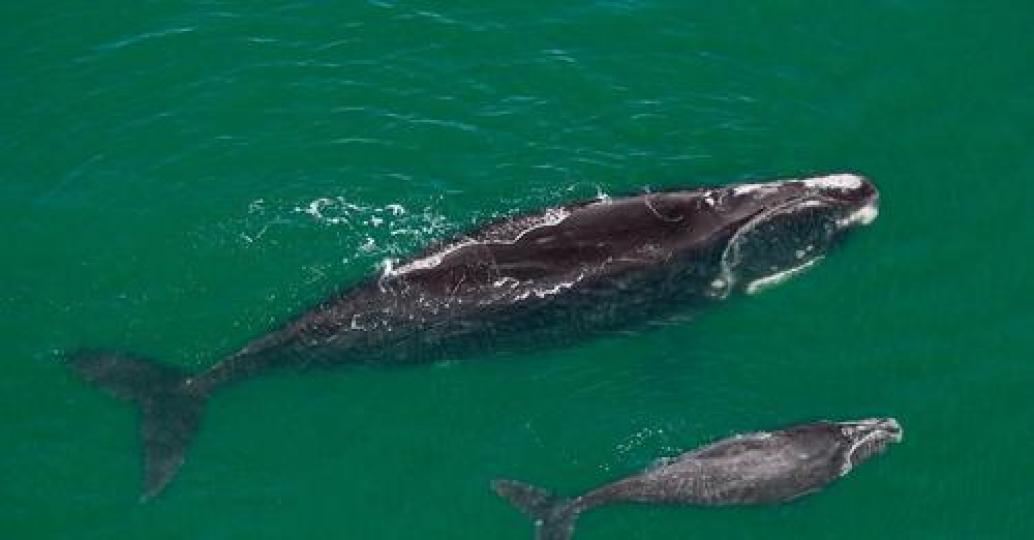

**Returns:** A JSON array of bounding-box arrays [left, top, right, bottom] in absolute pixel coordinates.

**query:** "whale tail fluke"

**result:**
[[67, 350, 208, 501], [493, 478, 580, 540]]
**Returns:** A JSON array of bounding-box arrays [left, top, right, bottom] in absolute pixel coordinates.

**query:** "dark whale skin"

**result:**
[[209, 172, 877, 376], [494, 418, 902, 540], [66, 173, 879, 499], [206, 189, 745, 376]]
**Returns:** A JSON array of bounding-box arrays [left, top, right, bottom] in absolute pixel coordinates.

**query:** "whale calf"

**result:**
[[68, 173, 879, 499], [494, 417, 903, 540]]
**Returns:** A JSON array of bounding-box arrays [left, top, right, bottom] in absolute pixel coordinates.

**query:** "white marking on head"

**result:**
[[836, 201, 879, 228], [744, 256, 824, 295], [801, 173, 866, 191], [731, 183, 779, 197]]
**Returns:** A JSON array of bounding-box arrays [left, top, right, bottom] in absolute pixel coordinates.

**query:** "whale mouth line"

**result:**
[[714, 185, 877, 297], [715, 195, 830, 292], [838, 418, 903, 476], [743, 256, 825, 295]]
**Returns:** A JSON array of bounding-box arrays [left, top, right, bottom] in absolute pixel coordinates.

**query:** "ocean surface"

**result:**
[[3, 1, 1032, 538]]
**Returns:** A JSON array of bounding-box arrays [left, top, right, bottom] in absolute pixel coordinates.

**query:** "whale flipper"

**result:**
[[67, 351, 207, 500], [493, 478, 578, 540]]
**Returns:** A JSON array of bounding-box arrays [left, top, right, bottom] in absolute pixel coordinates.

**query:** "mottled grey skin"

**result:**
[[67, 174, 879, 499], [494, 418, 903, 540]]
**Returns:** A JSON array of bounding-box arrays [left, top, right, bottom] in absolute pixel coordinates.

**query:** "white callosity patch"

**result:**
[[804, 173, 879, 228], [744, 256, 825, 295], [731, 182, 780, 197], [801, 173, 866, 191], [836, 201, 879, 228], [734, 173, 866, 201], [800, 173, 881, 228]]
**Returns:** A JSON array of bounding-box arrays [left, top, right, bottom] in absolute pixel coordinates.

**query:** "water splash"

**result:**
[[233, 192, 457, 267]]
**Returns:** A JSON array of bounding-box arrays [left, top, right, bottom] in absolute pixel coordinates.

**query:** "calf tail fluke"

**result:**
[[67, 350, 208, 501], [493, 478, 580, 540]]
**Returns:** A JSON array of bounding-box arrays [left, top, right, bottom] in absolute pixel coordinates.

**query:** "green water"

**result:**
[[3, 1, 1032, 538]]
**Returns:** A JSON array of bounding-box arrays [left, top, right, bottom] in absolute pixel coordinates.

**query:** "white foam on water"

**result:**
[[234, 194, 457, 267], [358, 237, 377, 252]]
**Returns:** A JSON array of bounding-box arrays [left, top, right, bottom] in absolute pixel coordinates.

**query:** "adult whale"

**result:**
[[494, 417, 903, 540], [68, 173, 879, 499]]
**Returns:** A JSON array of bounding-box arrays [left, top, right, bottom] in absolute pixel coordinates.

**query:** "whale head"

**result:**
[[701, 173, 879, 296], [836, 417, 903, 475]]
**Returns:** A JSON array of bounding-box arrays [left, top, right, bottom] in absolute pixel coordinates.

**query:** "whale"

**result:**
[[67, 173, 879, 499], [494, 417, 903, 540]]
